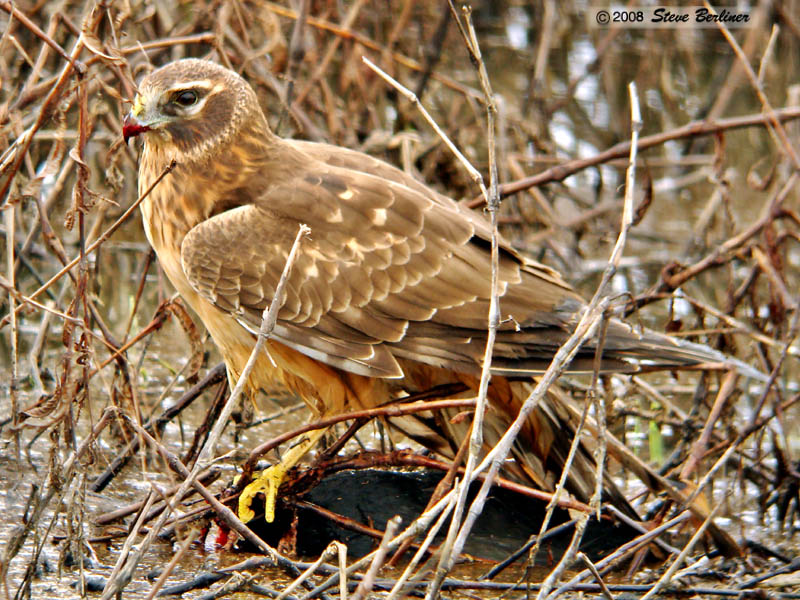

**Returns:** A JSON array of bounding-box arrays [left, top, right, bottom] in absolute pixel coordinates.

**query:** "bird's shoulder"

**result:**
[[271, 139, 574, 291]]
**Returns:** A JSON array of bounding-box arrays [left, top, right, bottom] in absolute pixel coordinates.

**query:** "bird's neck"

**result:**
[[138, 119, 281, 250]]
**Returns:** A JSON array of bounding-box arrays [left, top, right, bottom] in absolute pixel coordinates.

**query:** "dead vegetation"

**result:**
[[1, 1, 800, 598]]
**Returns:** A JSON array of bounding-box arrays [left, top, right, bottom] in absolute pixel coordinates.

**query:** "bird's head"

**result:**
[[123, 59, 263, 160]]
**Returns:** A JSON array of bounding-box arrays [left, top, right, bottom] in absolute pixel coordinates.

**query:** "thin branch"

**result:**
[[351, 516, 401, 600], [467, 106, 800, 207], [0, 160, 178, 331], [428, 6, 499, 593]]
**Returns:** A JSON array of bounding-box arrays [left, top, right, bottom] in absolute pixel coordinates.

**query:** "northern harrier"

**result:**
[[123, 59, 745, 524]]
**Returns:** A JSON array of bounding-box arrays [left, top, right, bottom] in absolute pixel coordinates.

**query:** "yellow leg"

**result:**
[[238, 428, 328, 523]]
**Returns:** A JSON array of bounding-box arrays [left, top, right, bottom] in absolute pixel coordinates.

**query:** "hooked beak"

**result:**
[[122, 94, 152, 145], [122, 112, 150, 145]]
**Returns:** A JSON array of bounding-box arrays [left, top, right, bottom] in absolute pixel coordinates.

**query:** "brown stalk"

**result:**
[[467, 107, 800, 208]]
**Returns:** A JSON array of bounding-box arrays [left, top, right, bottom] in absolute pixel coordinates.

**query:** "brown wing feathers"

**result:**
[[182, 140, 737, 380]]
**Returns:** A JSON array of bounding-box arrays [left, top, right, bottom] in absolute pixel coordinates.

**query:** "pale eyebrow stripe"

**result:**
[[164, 80, 215, 94]]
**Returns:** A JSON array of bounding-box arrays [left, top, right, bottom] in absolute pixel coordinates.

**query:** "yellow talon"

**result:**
[[238, 463, 288, 523], [237, 429, 330, 523]]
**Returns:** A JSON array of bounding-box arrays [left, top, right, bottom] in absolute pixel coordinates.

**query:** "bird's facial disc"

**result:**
[[123, 79, 223, 147]]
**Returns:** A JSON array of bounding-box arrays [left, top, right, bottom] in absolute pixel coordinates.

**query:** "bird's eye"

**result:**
[[172, 90, 198, 107]]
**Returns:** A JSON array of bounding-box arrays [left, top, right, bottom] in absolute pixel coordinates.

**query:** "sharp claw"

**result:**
[[238, 465, 287, 523]]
